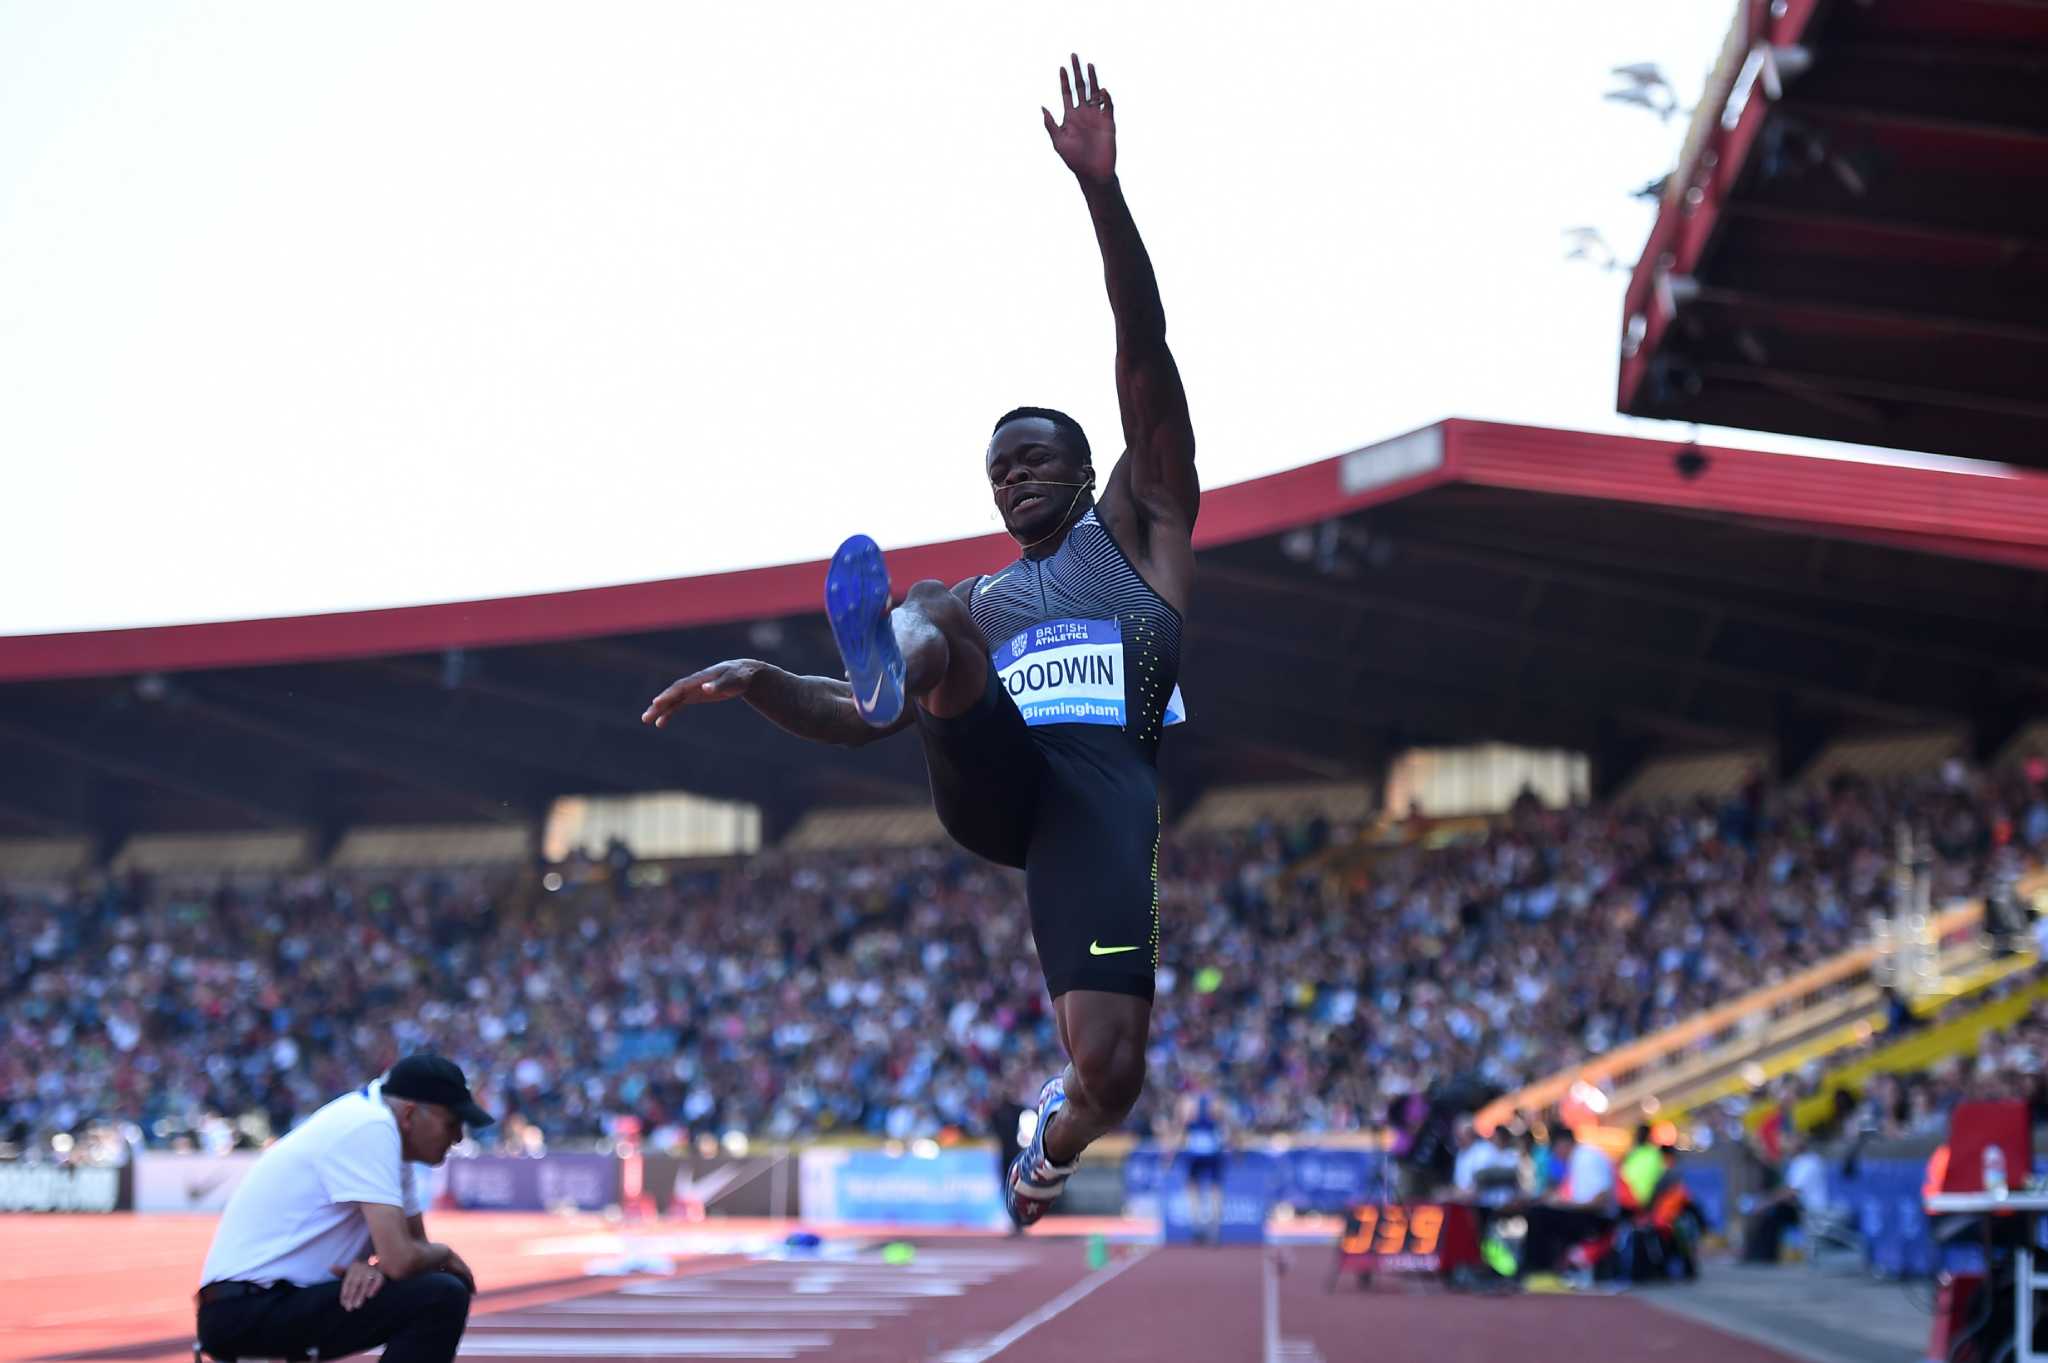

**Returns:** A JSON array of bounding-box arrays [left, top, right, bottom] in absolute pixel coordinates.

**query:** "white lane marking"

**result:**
[[1262, 1248, 1324, 1363], [727, 1265, 1016, 1278], [725, 1252, 1037, 1272], [638, 1278, 972, 1298], [931, 1246, 1157, 1363], [469, 1240, 1047, 1361], [471, 1309, 888, 1317], [455, 1332, 829, 1358], [540, 1297, 915, 1315]]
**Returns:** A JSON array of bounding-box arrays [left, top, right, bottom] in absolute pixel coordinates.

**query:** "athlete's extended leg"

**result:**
[[1044, 990, 1150, 1163]]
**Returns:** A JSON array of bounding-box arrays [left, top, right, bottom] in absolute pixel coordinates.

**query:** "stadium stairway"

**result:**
[[1764, 969, 2048, 1135], [1477, 880, 2044, 1134], [1631, 930, 2039, 1123]]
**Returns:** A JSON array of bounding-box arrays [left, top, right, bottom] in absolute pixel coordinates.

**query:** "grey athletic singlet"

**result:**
[[966, 508, 1186, 764]]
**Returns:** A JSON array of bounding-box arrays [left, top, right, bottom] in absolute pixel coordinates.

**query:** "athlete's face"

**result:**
[[987, 418, 1091, 543]]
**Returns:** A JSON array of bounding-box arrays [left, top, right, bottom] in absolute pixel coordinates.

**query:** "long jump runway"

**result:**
[[337, 1242, 1832, 1363], [5, 1218, 1822, 1363]]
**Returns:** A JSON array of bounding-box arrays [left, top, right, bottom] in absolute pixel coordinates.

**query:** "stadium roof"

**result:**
[[1617, 0, 2048, 467], [3, 418, 2046, 841]]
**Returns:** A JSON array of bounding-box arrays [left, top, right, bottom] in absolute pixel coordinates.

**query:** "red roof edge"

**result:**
[[4, 418, 2041, 683], [1616, 0, 1827, 414]]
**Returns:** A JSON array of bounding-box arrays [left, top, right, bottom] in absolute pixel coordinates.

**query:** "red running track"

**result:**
[[2, 1218, 1810, 1363]]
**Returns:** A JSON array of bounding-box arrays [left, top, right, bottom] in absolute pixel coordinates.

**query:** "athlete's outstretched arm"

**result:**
[[642, 661, 914, 749], [1044, 55, 1198, 534]]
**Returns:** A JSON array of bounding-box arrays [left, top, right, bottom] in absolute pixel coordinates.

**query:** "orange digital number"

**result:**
[[1410, 1205, 1444, 1256], [1375, 1205, 1408, 1254], [1341, 1205, 1379, 1255]]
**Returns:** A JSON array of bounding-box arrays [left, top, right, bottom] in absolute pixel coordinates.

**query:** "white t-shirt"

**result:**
[[1454, 1141, 1521, 1202], [1785, 1150, 1831, 1213], [200, 1083, 427, 1288], [1563, 1143, 1615, 1205]]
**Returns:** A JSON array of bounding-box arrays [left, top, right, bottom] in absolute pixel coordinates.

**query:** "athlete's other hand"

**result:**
[[642, 660, 763, 728], [1043, 53, 1114, 184], [330, 1262, 384, 1311], [443, 1250, 478, 1295]]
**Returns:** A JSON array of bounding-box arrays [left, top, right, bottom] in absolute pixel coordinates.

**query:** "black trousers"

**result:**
[[1519, 1206, 1616, 1275], [197, 1274, 470, 1363], [1743, 1200, 1801, 1263]]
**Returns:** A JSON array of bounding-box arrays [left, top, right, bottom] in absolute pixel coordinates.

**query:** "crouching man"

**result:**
[[195, 1055, 493, 1363]]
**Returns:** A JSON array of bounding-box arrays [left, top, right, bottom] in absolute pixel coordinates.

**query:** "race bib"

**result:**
[[997, 618, 1187, 730]]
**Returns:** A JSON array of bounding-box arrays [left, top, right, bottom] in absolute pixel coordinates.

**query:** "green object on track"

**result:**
[[1480, 1235, 1517, 1278], [882, 1241, 916, 1265]]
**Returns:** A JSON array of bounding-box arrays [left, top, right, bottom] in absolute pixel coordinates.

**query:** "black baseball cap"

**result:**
[[383, 1054, 495, 1129]]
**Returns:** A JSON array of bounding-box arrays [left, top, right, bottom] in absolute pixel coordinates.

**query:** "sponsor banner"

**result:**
[[1048, 1163, 1125, 1217], [135, 1151, 261, 1212], [1281, 1149, 1385, 1209], [0, 1160, 132, 1213], [1678, 1163, 1726, 1233], [641, 1153, 795, 1218], [1123, 1146, 1384, 1217], [442, 1154, 617, 1212], [1158, 1159, 1271, 1246], [798, 1148, 1006, 1229], [1827, 1156, 1945, 1281]]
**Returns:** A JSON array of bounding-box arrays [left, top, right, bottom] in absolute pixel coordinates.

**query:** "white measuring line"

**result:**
[[931, 1245, 1157, 1363], [456, 1332, 824, 1358], [1263, 1248, 1281, 1363], [1262, 1251, 1325, 1363]]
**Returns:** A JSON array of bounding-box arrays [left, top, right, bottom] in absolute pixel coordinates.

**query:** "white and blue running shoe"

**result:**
[[1005, 1073, 1080, 1230]]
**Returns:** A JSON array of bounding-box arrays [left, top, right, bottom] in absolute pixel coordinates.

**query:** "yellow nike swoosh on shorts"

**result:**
[[1089, 941, 1141, 956]]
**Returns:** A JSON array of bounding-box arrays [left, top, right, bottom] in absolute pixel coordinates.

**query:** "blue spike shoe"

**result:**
[[1005, 1073, 1080, 1231], [824, 533, 905, 727]]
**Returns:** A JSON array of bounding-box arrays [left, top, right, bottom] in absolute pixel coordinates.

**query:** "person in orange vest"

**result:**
[[1923, 1144, 1949, 1212]]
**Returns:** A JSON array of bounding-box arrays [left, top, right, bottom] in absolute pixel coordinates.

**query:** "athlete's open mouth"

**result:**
[[1009, 492, 1045, 514]]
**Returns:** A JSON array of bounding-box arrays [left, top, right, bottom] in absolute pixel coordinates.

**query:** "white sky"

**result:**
[[0, 2, 2003, 638]]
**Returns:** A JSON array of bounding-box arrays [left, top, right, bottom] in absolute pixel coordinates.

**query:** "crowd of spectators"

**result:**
[[3, 761, 2042, 1161]]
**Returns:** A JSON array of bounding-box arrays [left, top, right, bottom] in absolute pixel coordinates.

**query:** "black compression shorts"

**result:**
[[915, 663, 1159, 1002]]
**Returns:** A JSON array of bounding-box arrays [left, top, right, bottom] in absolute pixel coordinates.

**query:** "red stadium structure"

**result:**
[[1617, 0, 2048, 465], [3, 418, 2045, 847]]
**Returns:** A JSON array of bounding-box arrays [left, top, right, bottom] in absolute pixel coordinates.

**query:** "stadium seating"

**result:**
[[3, 765, 2041, 1162]]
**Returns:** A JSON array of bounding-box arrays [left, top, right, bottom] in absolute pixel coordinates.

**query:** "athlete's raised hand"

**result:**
[[642, 660, 764, 728], [1043, 53, 1114, 184]]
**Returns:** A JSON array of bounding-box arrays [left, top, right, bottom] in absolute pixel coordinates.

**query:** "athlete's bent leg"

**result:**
[[1043, 990, 1150, 1164], [894, 579, 989, 720], [1003, 991, 1150, 1229], [827, 537, 990, 727]]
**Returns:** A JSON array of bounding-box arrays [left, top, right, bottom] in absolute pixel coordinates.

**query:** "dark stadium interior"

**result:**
[[1618, 0, 2048, 466], [5, 421, 2046, 843]]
